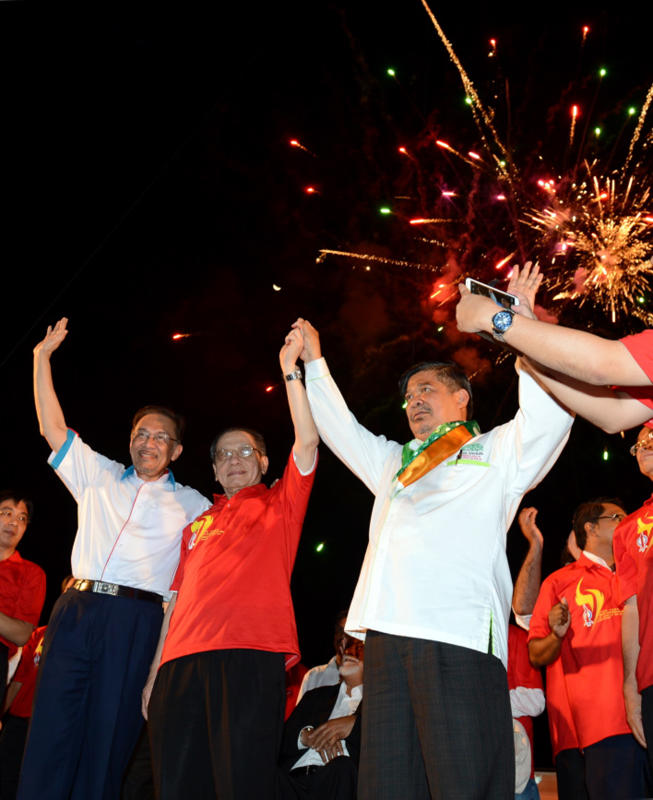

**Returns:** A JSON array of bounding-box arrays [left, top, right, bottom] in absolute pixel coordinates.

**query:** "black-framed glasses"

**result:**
[[215, 445, 261, 462], [132, 430, 178, 446], [594, 513, 626, 523]]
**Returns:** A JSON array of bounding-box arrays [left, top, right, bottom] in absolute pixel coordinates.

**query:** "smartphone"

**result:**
[[464, 277, 520, 309]]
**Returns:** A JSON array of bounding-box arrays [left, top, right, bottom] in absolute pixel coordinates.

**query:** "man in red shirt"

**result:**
[[0, 491, 46, 694], [613, 425, 653, 775], [528, 498, 651, 799], [144, 325, 319, 800]]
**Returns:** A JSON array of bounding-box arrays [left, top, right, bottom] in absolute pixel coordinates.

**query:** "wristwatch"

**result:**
[[491, 308, 514, 341], [285, 368, 303, 382]]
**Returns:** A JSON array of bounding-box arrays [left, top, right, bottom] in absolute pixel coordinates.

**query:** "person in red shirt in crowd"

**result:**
[[0, 577, 73, 799], [143, 323, 319, 800], [528, 498, 652, 800], [613, 425, 653, 774], [0, 491, 46, 694]]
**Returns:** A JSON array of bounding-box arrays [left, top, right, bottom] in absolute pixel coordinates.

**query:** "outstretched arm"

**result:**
[[456, 264, 650, 387], [33, 318, 70, 452], [280, 322, 319, 473], [512, 507, 543, 618]]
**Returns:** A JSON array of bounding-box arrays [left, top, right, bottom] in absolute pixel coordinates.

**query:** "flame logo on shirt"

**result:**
[[575, 579, 605, 628], [636, 512, 653, 553]]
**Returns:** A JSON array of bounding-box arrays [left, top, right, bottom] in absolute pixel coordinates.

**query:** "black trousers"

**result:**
[[149, 649, 286, 800], [643, 685, 653, 778], [280, 758, 358, 800], [0, 713, 29, 799], [358, 631, 514, 800]]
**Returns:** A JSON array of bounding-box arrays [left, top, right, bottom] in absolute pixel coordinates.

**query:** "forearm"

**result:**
[[3, 681, 22, 715], [622, 597, 640, 690], [512, 544, 543, 616], [522, 360, 651, 433], [0, 613, 35, 647], [285, 378, 319, 473], [528, 633, 562, 668], [504, 315, 647, 386], [33, 351, 68, 451], [146, 596, 176, 682]]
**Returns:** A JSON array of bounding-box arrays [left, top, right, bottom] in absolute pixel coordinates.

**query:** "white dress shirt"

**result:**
[[305, 358, 572, 668], [50, 430, 210, 599]]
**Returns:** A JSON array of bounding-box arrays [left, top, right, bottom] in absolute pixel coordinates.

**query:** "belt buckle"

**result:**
[[94, 581, 119, 596]]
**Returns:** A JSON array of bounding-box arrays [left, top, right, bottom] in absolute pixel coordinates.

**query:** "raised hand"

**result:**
[[507, 262, 542, 319], [280, 326, 304, 374], [34, 318, 69, 358], [291, 318, 321, 363], [518, 507, 543, 549]]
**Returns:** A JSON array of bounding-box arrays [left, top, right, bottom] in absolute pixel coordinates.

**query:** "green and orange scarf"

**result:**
[[395, 420, 481, 488]]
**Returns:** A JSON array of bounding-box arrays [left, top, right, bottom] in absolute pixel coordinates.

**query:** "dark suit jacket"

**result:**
[[279, 683, 362, 773]]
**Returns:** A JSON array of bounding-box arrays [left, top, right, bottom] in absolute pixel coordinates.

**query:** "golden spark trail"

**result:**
[[625, 82, 653, 171], [419, 0, 514, 181], [317, 249, 440, 272]]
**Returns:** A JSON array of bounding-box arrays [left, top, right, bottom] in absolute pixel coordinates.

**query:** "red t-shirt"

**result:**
[[0, 552, 46, 658], [161, 453, 316, 670], [528, 554, 629, 756], [613, 496, 653, 692], [508, 624, 543, 777], [9, 626, 47, 718], [620, 331, 653, 411]]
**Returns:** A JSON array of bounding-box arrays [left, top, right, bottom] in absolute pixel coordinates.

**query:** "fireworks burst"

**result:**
[[526, 166, 653, 323]]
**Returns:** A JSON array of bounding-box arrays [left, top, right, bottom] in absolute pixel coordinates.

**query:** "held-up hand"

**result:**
[[507, 262, 542, 320], [280, 326, 304, 374], [33, 318, 69, 358], [548, 598, 571, 639], [518, 507, 543, 549], [455, 284, 497, 333], [291, 318, 321, 363]]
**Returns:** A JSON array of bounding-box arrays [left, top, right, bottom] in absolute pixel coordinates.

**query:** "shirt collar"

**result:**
[[212, 482, 266, 504], [121, 465, 176, 488], [581, 550, 613, 570]]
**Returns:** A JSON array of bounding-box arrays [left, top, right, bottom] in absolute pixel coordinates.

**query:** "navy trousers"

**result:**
[[17, 588, 163, 800]]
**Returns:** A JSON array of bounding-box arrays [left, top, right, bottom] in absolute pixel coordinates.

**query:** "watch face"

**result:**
[[492, 309, 513, 332]]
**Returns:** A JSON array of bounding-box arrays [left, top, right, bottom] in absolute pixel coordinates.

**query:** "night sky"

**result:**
[[1, 1, 651, 767]]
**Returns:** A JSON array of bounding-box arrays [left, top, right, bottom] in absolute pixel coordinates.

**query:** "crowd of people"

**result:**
[[0, 263, 652, 799]]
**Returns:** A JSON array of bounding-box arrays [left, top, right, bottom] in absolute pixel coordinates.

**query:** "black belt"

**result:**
[[291, 765, 322, 776], [72, 579, 163, 604]]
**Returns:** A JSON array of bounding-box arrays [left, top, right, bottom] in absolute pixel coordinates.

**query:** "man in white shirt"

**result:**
[[293, 317, 572, 800], [296, 612, 347, 704], [280, 635, 363, 800], [19, 318, 209, 800]]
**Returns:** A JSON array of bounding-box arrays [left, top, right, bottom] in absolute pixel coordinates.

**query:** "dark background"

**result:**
[[1, 1, 651, 768]]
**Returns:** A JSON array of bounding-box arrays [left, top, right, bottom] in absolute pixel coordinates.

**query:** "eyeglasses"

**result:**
[[132, 430, 178, 446], [630, 431, 653, 456], [215, 445, 261, 462], [594, 513, 626, 523], [0, 508, 29, 524]]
